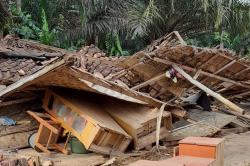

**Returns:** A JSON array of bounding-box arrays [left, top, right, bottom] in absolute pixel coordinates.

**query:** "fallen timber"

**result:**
[[0, 32, 250, 156], [172, 64, 245, 115]]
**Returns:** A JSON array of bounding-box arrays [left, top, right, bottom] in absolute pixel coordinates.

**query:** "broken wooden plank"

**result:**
[[220, 127, 248, 135], [222, 109, 250, 121], [230, 118, 250, 128], [187, 109, 237, 128], [214, 60, 236, 74], [166, 123, 219, 141], [171, 109, 187, 119], [173, 31, 187, 45], [131, 73, 165, 90], [167, 109, 236, 141], [172, 64, 245, 115], [0, 97, 36, 108], [153, 57, 250, 89], [228, 91, 250, 99], [198, 54, 220, 68], [193, 69, 201, 80]]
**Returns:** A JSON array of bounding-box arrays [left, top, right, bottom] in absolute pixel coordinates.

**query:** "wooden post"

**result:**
[[172, 64, 245, 115]]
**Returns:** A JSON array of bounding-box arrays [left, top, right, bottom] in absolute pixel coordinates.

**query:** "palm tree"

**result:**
[[0, 0, 10, 29], [4, 0, 250, 54]]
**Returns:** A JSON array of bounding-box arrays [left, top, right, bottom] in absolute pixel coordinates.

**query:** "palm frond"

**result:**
[[0, 1, 10, 28]]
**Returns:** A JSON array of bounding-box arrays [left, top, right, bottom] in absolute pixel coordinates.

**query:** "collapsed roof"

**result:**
[[0, 32, 249, 116], [0, 35, 65, 86], [0, 35, 168, 110]]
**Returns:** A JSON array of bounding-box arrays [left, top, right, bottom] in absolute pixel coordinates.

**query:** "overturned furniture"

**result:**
[[179, 137, 224, 166], [101, 98, 172, 150], [129, 136, 224, 166], [27, 111, 70, 155], [43, 89, 132, 155]]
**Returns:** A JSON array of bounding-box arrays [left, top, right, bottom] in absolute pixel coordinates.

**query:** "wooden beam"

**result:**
[[228, 91, 250, 99], [215, 60, 236, 74], [153, 58, 250, 89], [188, 59, 236, 93], [106, 62, 143, 80], [173, 31, 186, 45], [131, 73, 165, 90], [235, 67, 250, 76], [222, 109, 250, 121], [0, 97, 36, 108], [27, 111, 60, 134], [193, 69, 201, 80], [171, 109, 187, 119], [172, 64, 245, 115], [199, 54, 220, 68]]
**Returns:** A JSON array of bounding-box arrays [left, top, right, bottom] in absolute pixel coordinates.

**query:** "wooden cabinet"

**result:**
[[101, 97, 172, 150], [179, 137, 224, 166], [43, 89, 132, 155]]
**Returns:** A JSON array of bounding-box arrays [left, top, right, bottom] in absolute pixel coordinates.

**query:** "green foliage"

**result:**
[[2, 0, 250, 55], [0, 1, 10, 29], [8, 2, 40, 39], [186, 31, 250, 56], [105, 32, 129, 56], [39, 9, 56, 45]]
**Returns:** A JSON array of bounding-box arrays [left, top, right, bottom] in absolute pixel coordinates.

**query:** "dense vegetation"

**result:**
[[0, 0, 249, 56]]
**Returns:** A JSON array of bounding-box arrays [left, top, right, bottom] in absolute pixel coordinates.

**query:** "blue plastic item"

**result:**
[[0, 116, 16, 126]]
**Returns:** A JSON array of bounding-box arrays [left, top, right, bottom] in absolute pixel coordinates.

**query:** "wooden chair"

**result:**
[[27, 110, 70, 155]]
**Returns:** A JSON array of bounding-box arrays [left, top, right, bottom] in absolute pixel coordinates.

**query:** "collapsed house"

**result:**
[[0, 32, 249, 158]]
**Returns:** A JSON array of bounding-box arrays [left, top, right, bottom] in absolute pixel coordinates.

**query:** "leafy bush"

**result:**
[[8, 2, 40, 39], [187, 30, 250, 57], [39, 8, 57, 45], [105, 32, 129, 56]]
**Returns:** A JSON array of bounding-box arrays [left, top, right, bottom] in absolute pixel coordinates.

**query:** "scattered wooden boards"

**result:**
[[166, 109, 236, 141]]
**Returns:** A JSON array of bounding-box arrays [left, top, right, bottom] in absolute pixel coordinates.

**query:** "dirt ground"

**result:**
[[2, 132, 250, 166], [114, 131, 250, 166], [224, 131, 250, 166]]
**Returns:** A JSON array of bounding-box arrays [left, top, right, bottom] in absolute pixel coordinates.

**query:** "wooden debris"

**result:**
[[220, 127, 248, 135], [166, 109, 236, 141], [170, 109, 187, 119], [101, 98, 171, 150], [27, 111, 69, 155], [230, 118, 250, 128], [101, 157, 116, 166], [0, 97, 36, 108], [173, 64, 245, 115], [43, 89, 132, 155]]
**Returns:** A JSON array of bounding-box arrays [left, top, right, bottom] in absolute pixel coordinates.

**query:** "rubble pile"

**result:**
[[0, 31, 249, 166]]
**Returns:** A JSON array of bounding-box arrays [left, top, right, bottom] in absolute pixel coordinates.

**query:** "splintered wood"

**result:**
[[167, 109, 236, 141], [1, 31, 250, 157], [172, 64, 245, 114], [100, 98, 172, 150]]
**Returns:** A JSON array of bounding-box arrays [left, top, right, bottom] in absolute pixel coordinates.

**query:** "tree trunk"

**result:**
[[16, 0, 21, 12]]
